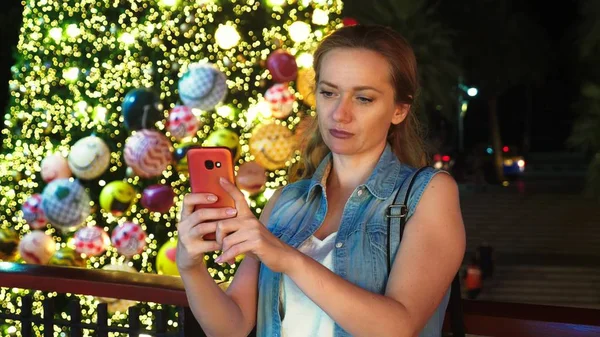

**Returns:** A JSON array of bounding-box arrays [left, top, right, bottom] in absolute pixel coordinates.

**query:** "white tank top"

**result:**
[[281, 232, 338, 337]]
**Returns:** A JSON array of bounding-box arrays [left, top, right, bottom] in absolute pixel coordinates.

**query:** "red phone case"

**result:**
[[187, 147, 236, 240]]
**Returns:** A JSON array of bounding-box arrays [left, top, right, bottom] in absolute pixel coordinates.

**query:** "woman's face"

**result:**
[[316, 48, 408, 157]]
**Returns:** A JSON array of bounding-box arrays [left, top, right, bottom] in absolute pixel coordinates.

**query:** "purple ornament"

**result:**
[[141, 185, 175, 213]]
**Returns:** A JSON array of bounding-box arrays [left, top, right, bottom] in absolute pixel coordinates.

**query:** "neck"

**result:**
[[327, 142, 387, 193]]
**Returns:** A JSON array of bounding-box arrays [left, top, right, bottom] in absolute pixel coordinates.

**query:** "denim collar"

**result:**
[[306, 143, 403, 201]]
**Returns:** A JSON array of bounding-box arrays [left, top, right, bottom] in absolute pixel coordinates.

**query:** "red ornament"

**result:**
[[141, 184, 175, 213], [266, 49, 298, 83], [343, 17, 358, 26]]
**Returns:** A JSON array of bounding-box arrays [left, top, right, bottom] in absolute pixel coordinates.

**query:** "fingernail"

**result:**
[[214, 256, 222, 263], [207, 195, 217, 202], [226, 208, 237, 216], [220, 177, 228, 184]]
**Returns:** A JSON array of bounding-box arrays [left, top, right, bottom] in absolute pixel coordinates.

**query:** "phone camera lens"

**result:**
[[205, 160, 214, 170], [216, 162, 221, 168]]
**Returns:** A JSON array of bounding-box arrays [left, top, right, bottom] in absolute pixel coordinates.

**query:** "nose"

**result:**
[[332, 96, 352, 123]]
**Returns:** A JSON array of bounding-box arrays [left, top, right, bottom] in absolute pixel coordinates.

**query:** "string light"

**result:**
[[288, 21, 312, 43], [0, 0, 343, 334], [214, 23, 241, 50]]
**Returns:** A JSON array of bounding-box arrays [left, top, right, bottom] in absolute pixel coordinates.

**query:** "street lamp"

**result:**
[[457, 79, 478, 153]]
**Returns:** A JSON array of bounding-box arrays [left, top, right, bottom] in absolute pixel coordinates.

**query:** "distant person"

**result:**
[[464, 255, 483, 300], [477, 241, 494, 280]]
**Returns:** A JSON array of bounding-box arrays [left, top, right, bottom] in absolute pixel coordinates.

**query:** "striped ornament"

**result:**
[[124, 130, 173, 178], [265, 83, 295, 119]]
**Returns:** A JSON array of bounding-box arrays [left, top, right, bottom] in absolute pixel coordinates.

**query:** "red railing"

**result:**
[[1, 262, 599, 337]]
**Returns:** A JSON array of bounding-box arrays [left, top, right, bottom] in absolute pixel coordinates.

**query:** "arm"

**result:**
[[180, 189, 282, 337], [285, 173, 466, 337]]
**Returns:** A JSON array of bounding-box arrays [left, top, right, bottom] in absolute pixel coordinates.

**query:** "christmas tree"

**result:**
[[0, 0, 343, 334]]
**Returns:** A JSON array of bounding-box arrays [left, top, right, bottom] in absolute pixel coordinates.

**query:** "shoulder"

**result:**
[[404, 167, 456, 218]]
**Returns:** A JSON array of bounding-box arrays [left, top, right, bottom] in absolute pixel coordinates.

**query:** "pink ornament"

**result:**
[[111, 222, 147, 258], [265, 84, 295, 119], [74, 226, 110, 257], [167, 106, 199, 141], [22, 194, 47, 229], [141, 184, 175, 213], [236, 162, 267, 195], [267, 49, 298, 83], [41, 153, 72, 183], [18, 231, 56, 264], [124, 130, 173, 178]]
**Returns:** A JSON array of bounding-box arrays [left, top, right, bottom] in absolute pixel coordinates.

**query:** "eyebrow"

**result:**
[[318, 80, 383, 94]]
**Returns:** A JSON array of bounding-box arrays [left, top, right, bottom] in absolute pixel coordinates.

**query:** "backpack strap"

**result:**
[[386, 166, 428, 272], [386, 167, 465, 337]]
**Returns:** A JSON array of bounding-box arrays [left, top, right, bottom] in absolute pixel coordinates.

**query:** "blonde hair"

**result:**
[[289, 25, 428, 182]]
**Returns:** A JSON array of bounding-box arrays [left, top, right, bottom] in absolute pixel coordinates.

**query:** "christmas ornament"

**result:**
[[236, 162, 267, 195], [48, 247, 85, 267], [22, 194, 47, 229], [178, 63, 228, 111], [249, 123, 296, 170], [99, 181, 136, 216], [111, 222, 147, 258], [141, 185, 175, 213], [41, 153, 71, 183], [41, 179, 91, 232], [0, 228, 19, 261], [265, 84, 295, 119], [267, 49, 298, 83], [68, 135, 110, 180], [124, 130, 173, 178], [156, 239, 179, 276], [204, 129, 241, 162], [296, 67, 317, 107], [167, 105, 200, 140], [73, 226, 110, 257], [19, 231, 56, 265], [173, 142, 200, 173], [342, 17, 358, 26], [121, 88, 163, 130]]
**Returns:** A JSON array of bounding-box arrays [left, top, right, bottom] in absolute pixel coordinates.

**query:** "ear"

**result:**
[[391, 104, 410, 125]]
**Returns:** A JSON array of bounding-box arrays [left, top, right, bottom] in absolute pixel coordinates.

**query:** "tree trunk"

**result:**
[[488, 95, 505, 183]]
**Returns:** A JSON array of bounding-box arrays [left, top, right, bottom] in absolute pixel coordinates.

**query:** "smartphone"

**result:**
[[187, 147, 236, 240]]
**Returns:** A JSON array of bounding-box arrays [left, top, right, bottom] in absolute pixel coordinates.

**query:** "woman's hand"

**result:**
[[213, 178, 298, 274], [176, 193, 239, 272]]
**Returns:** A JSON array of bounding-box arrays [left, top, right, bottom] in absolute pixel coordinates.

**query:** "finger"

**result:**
[[180, 193, 219, 219], [215, 217, 244, 246], [190, 206, 238, 225], [216, 240, 255, 264], [190, 221, 219, 240], [221, 227, 251, 253], [219, 177, 252, 217]]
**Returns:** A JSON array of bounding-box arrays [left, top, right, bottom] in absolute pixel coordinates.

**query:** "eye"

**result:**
[[356, 96, 373, 104], [319, 90, 334, 98]]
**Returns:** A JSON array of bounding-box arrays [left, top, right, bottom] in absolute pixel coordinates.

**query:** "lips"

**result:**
[[329, 128, 354, 139]]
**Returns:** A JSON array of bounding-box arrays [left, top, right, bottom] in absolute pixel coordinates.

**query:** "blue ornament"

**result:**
[[121, 88, 163, 130]]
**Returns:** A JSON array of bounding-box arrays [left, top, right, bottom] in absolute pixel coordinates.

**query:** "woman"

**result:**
[[176, 24, 466, 337]]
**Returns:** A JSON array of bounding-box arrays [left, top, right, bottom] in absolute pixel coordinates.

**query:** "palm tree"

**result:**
[[567, 0, 600, 198], [437, 0, 552, 183], [343, 0, 463, 149]]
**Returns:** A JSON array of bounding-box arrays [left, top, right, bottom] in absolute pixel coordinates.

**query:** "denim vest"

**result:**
[[257, 144, 451, 337]]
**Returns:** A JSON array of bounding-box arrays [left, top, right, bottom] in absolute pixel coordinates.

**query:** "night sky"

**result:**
[[0, 0, 584, 153]]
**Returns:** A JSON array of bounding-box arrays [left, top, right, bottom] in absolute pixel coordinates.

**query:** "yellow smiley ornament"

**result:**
[[99, 181, 136, 216], [296, 68, 316, 107], [203, 129, 241, 162], [249, 123, 296, 171]]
